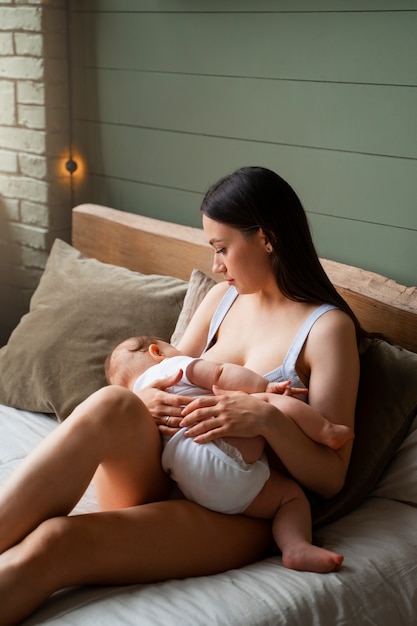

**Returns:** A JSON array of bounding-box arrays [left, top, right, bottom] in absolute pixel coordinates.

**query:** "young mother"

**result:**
[[0, 167, 361, 624]]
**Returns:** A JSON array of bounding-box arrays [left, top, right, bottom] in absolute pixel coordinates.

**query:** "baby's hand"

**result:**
[[265, 380, 308, 397]]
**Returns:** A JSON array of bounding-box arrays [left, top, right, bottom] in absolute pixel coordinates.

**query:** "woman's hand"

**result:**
[[135, 370, 193, 436], [179, 389, 278, 444]]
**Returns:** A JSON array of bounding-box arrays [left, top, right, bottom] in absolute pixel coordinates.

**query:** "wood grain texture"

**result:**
[[72, 204, 214, 281]]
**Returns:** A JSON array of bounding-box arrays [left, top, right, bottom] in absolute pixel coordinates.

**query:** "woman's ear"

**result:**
[[258, 228, 273, 254], [148, 344, 165, 362]]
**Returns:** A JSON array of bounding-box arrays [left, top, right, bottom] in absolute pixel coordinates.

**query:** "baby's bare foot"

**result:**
[[282, 542, 344, 573]]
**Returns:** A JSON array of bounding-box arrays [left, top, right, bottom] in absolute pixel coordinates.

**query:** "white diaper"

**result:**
[[161, 428, 270, 514]]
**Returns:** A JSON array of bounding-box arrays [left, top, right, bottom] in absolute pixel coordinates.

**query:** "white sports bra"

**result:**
[[202, 286, 337, 392]]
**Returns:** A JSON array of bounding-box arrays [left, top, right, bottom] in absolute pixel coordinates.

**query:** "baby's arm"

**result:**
[[186, 359, 275, 395], [186, 359, 305, 398]]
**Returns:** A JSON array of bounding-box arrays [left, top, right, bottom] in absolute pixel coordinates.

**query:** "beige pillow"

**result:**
[[170, 269, 216, 345], [0, 239, 187, 421]]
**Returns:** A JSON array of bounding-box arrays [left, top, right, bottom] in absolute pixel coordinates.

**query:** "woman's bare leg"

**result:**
[[0, 386, 170, 554], [0, 501, 271, 626]]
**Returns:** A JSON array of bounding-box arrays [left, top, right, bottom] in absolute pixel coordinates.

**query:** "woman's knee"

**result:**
[[14, 517, 70, 581], [85, 385, 143, 412], [71, 385, 150, 434], [28, 516, 70, 555], [16, 516, 93, 594]]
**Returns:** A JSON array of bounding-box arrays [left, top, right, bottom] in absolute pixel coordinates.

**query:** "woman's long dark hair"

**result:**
[[201, 166, 366, 343]]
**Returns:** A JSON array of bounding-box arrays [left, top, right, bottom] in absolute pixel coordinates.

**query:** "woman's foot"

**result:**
[[282, 541, 344, 573]]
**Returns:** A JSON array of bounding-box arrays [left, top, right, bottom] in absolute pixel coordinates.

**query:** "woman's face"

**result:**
[[202, 215, 274, 294]]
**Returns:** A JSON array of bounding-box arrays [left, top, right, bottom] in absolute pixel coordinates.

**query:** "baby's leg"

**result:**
[[222, 436, 265, 464], [256, 393, 354, 450], [245, 471, 344, 573], [302, 419, 354, 450]]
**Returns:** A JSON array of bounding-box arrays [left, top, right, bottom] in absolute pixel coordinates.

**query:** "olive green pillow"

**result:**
[[0, 239, 187, 421], [312, 338, 417, 527]]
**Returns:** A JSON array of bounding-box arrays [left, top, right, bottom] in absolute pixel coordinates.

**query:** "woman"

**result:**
[[0, 167, 361, 625]]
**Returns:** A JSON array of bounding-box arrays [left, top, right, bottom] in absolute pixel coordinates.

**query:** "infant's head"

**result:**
[[105, 336, 180, 387]]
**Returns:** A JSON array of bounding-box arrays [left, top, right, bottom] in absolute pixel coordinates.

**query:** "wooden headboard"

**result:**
[[72, 204, 417, 353]]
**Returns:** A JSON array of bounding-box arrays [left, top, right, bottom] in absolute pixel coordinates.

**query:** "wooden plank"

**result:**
[[72, 204, 215, 281], [72, 204, 417, 353], [321, 259, 417, 352]]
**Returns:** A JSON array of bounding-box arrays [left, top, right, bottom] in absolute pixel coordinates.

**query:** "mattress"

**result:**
[[1, 404, 416, 626]]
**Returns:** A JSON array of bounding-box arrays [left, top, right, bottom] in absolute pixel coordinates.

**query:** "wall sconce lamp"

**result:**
[[65, 157, 78, 175]]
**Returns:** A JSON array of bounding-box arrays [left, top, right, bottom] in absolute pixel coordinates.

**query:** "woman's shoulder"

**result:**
[[176, 282, 230, 355], [311, 306, 356, 337], [195, 281, 233, 325], [206, 280, 230, 300], [306, 307, 358, 362]]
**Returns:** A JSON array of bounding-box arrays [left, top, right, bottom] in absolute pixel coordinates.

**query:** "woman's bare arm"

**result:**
[[176, 282, 228, 356]]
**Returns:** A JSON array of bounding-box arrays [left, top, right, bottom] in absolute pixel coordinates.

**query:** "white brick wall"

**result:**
[[0, 0, 71, 345], [0, 33, 13, 55], [17, 79, 44, 104], [0, 6, 41, 30], [0, 81, 16, 124], [15, 32, 43, 56], [0, 148, 18, 172]]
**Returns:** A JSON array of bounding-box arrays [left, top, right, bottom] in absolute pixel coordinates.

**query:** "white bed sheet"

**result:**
[[1, 404, 416, 626]]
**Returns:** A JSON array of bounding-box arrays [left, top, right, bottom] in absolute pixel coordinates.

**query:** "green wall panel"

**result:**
[[74, 11, 417, 86], [74, 121, 417, 230], [87, 175, 202, 226], [75, 68, 417, 160], [71, 3, 417, 286], [310, 214, 417, 288], [78, 1, 417, 10]]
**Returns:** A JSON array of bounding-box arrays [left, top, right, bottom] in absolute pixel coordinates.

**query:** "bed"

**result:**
[[0, 203, 417, 625]]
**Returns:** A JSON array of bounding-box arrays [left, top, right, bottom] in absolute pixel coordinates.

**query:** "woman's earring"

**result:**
[[266, 243, 273, 254]]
